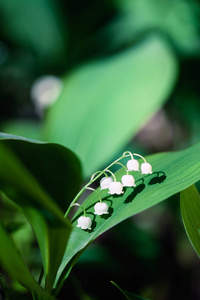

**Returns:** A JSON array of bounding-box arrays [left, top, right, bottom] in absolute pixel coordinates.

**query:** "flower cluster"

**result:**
[[67, 151, 152, 230]]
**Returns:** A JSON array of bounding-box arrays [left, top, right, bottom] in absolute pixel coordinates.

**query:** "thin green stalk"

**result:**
[[132, 153, 146, 163], [86, 187, 102, 203], [64, 172, 103, 217], [64, 152, 131, 218], [104, 169, 116, 181], [115, 162, 129, 174], [70, 203, 87, 216]]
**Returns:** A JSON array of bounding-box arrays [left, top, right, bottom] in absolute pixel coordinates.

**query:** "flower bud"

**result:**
[[77, 216, 92, 230], [100, 176, 114, 190], [127, 159, 139, 171], [141, 162, 152, 174], [121, 175, 136, 187], [94, 202, 109, 215], [108, 182, 124, 195]]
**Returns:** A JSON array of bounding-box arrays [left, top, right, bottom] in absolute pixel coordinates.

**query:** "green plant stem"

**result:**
[[132, 153, 146, 163], [115, 162, 129, 174], [91, 170, 107, 180], [64, 152, 132, 218], [104, 169, 116, 181], [86, 187, 102, 203], [70, 203, 87, 217], [123, 151, 134, 159], [64, 177, 99, 218]]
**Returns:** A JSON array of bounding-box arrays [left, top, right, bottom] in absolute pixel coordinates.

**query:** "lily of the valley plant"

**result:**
[[67, 151, 152, 230]]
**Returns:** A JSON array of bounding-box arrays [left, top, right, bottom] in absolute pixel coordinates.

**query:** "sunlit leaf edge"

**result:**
[[180, 184, 200, 258], [55, 141, 200, 287], [111, 281, 150, 300]]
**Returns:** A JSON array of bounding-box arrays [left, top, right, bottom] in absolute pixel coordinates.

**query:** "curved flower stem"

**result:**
[[103, 154, 125, 171], [132, 153, 146, 163], [123, 151, 146, 163], [86, 187, 102, 203], [104, 169, 117, 182], [123, 151, 134, 160], [91, 170, 108, 180], [115, 162, 129, 174], [65, 189, 86, 218], [65, 153, 131, 218], [65, 171, 105, 217], [70, 203, 86, 217]]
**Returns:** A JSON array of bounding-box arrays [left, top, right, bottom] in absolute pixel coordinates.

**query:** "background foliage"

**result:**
[[1, 0, 200, 299]]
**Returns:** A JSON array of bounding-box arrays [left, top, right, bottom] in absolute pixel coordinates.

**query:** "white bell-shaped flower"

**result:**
[[100, 176, 114, 190], [141, 162, 152, 174], [108, 182, 124, 195], [77, 216, 92, 230], [94, 202, 109, 215], [121, 175, 136, 187], [127, 159, 139, 171]]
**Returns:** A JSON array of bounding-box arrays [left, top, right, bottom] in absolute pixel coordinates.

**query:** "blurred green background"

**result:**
[[1, 0, 200, 299]]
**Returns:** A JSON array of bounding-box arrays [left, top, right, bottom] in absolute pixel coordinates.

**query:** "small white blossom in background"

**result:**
[[108, 182, 124, 195], [77, 216, 92, 230], [100, 176, 114, 190], [127, 159, 139, 171], [121, 175, 136, 187], [31, 75, 62, 116], [94, 202, 109, 215], [141, 162, 152, 174]]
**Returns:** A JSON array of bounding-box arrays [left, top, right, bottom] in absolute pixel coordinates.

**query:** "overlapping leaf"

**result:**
[[0, 135, 82, 291], [0, 134, 82, 212], [0, 222, 55, 300], [55, 142, 200, 290], [180, 184, 200, 257]]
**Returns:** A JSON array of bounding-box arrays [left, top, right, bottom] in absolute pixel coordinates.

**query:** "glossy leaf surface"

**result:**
[[0, 135, 81, 291], [180, 184, 200, 257], [0, 133, 82, 212], [56, 142, 200, 287]]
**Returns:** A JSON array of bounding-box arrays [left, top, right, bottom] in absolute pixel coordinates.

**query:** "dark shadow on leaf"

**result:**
[[86, 199, 114, 220], [110, 193, 125, 198], [148, 172, 166, 185], [89, 220, 97, 232], [124, 183, 145, 204], [85, 197, 113, 211], [73, 211, 97, 232], [85, 212, 97, 232], [100, 206, 114, 220], [136, 178, 145, 185]]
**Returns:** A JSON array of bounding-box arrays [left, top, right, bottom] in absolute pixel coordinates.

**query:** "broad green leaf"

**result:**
[[2, 120, 42, 141], [0, 222, 55, 300], [111, 281, 150, 300], [44, 35, 177, 177], [0, 136, 81, 291], [0, 132, 42, 143], [55, 141, 200, 289], [180, 184, 200, 257], [0, 134, 82, 211]]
